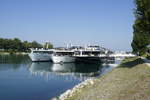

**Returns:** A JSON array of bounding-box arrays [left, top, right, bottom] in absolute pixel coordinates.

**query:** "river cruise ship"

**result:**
[[51, 45, 104, 63], [28, 48, 53, 62], [51, 50, 76, 63]]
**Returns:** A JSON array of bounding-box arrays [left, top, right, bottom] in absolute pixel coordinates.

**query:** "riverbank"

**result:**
[[0, 51, 28, 55], [56, 57, 150, 100]]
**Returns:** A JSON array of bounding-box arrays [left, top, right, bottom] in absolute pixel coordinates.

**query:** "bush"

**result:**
[[146, 56, 150, 60]]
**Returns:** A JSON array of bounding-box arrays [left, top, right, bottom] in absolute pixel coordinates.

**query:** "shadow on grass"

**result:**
[[119, 58, 144, 68]]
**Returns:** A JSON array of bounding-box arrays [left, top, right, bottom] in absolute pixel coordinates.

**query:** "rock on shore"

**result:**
[[58, 78, 97, 100]]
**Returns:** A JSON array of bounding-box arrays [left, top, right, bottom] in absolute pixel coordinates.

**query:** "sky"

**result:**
[[0, 0, 135, 51]]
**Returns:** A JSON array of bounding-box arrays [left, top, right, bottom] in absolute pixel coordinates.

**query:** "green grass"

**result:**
[[0, 51, 28, 55], [119, 57, 144, 68], [142, 53, 150, 60], [0, 51, 10, 54], [64, 57, 150, 100], [146, 56, 150, 60]]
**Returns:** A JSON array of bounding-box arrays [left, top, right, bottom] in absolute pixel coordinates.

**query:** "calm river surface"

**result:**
[[0, 55, 118, 100]]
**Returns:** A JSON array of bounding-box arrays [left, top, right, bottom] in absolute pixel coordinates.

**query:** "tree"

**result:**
[[30, 41, 42, 48], [0, 37, 44, 52], [0, 38, 4, 49], [22, 41, 31, 51], [131, 0, 150, 55], [12, 38, 23, 51]]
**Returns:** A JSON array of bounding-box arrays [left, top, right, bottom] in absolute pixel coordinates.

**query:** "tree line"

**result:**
[[132, 0, 150, 55], [0, 38, 53, 52]]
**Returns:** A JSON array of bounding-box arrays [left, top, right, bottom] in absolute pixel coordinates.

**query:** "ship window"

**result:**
[[33, 51, 53, 54]]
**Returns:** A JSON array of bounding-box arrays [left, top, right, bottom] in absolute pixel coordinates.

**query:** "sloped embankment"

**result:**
[[61, 57, 150, 100]]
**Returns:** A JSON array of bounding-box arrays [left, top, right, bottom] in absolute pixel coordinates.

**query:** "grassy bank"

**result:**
[[0, 51, 28, 55], [64, 57, 150, 100]]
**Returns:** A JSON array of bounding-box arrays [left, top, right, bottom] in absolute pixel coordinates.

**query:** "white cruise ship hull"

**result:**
[[51, 56, 76, 63], [29, 53, 51, 62]]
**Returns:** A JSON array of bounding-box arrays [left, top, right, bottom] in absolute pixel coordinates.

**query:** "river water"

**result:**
[[0, 55, 119, 100]]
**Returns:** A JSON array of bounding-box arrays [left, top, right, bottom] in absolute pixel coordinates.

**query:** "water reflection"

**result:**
[[0, 55, 30, 71], [0, 54, 117, 80], [29, 62, 106, 81], [0, 55, 118, 100], [0, 54, 30, 64], [51, 63, 76, 73], [0, 55, 116, 79]]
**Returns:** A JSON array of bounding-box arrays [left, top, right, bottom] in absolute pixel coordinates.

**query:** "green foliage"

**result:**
[[30, 41, 42, 49], [0, 37, 45, 52], [146, 56, 150, 60], [132, 0, 150, 55]]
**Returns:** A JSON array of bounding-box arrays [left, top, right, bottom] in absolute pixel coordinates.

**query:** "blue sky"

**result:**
[[0, 0, 135, 51]]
